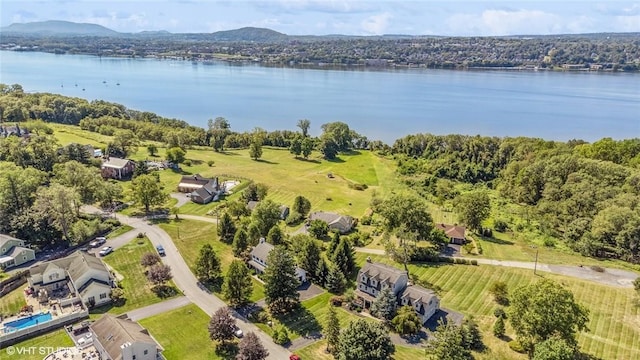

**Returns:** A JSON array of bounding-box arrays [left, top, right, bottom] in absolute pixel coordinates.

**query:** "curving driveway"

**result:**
[[83, 206, 291, 359]]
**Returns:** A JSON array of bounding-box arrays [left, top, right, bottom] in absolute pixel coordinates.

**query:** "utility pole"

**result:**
[[534, 249, 539, 275]]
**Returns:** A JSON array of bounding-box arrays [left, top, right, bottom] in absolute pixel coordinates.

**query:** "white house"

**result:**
[[356, 260, 440, 324], [248, 238, 307, 283], [0, 234, 35, 270], [28, 252, 113, 307], [91, 314, 163, 360]]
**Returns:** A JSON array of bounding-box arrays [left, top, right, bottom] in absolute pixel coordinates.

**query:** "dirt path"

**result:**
[[355, 247, 639, 288]]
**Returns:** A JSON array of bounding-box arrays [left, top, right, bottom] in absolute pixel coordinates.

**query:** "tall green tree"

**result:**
[[263, 246, 300, 314], [315, 257, 329, 287], [370, 286, 397, 322], [249, 139, 263, 160], [53, 160, 101, 204], [251, 200, 281, 237], [232, 228, 249, 257], [111, 129, 139, 157], [335, 319, 395, 360], [289, 136, 302, 157], [332, 238, 355, 276], [297, 119, 311, 137], [319, 135, 339, 160], [146, 144, 158, 156], [131, 174, 168, 213], [298, 237, 321, 280], [493, 316, 505, 338], [266, 225, 284, 245], [425, 320, 473, 360], [194, 244, 222, 285], [292, 195, 311, 216], [376, 193, 436, 244], [34, 183, 81, 241], [321, 121, 353, 152], [217, 212, 236, 244], [166, 146, 186, 164], [391, 306, 422, 336], [508, 279, 589, 353], [325, 304, 340, 353], [455, 190, 491, 232], [301, 137, 314, 159], [325, 263, 346, 294], [208, 117, 231, 152], [223, 260, 253, 308]]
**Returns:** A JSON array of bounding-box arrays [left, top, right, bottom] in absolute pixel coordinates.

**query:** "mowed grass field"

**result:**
[[139, 303, 222, 360], [158, 219, 264, 302], [100, 237, 179, 314], [295, 338, 425, 360], [0, 286, 27, 317], [354, 254, 640, 360], [50, 124, 396, 218], [2, 328, 74, 360]]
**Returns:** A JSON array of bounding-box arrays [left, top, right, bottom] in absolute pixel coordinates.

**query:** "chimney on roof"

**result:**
[[259, 237, 266, 244], [366, 256, 372, 263]]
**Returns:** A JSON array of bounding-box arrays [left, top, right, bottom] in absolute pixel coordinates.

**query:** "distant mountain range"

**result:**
[[0, 20, 290, 41], [1, 20, 637, 42]]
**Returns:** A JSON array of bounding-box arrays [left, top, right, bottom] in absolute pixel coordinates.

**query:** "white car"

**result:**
[[98, 246, 113, 256], [234, 328, 243, 338], [90, 237, 106, 248]]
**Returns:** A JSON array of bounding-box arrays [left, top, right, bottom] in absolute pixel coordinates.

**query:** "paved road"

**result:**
[[82, 206, 292, 360], [126, 296, 192, 321], [354, 247, 639, 288]]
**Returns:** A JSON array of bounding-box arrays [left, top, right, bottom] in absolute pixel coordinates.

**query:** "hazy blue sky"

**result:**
[[2, 1, 639, 36]]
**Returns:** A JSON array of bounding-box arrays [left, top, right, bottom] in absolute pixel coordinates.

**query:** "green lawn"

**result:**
[[253, 292, 370, 341], [158, 218, 264, 302], [0, 286, 27, 317], [100, 237, 179, 314], [2, 329, 74, 360], [139, 303, 222, 360], [355, 253, 640, 360], [107, 224, 134, 239], [295, 338, 425, 360]]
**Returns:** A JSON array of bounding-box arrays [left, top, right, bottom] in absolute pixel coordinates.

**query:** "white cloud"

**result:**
[[257, 0, 376, 14], [447, 9, 564, 36], [361, 12, 391, 35], [76, 11, 150, 31], [615, 15, 640, 31]]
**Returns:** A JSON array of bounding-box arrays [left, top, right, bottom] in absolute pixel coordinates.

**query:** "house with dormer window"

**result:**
[[248, 238, 307, 283], [355, 260, 440, 324]]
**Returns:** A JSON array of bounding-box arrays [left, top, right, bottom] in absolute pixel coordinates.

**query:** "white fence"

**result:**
[[0, 310, 89, 347]]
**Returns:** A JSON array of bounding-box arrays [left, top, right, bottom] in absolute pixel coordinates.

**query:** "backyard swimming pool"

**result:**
[[3, 312, 52, 331]]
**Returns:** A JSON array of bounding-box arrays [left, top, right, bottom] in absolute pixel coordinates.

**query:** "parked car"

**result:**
[[90, 237, 106, 248], [234, 327, 243, 338], [98, 246, 113, 256], [156, 245, 165, 256], [78, 246, 89, 252]]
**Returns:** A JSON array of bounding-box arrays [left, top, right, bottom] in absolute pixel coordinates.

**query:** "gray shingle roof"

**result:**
[[91, 314, 161, 360], [358, 262, 406, 286], [102, 157, 133, 169], [250, 241, 274, 263]]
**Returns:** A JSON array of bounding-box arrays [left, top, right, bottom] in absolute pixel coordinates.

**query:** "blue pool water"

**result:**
[[3, 312, 52, 331]]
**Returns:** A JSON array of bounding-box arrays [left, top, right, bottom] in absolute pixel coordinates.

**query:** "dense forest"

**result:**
[[1, 84, 639, 263], [1, 31, 639, 71]]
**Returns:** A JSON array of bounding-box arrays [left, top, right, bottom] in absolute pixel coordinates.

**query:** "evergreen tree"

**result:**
[[493, 316, 506, 338], [370, 286, 397, 321], [326, 263, 346, 294], [132, 160, 148, 178], [232, 228, 249, 257], [223, 260, 253, 308], [336, 320, 395, 360], [217, 212, 236, 244], [328, 231, 340, 254], [194, 244, 221, 285], [298, 237, 321, 280], [462, 317, 484, 351], [325, 304, 340, 353], [264, 246, 300, 314], [266, 225, 284, 245], [332, 238, 355, 276], [315, 257, 329, 287]]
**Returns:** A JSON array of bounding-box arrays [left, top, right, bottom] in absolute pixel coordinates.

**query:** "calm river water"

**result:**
[[1, 50, 638, 143]]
